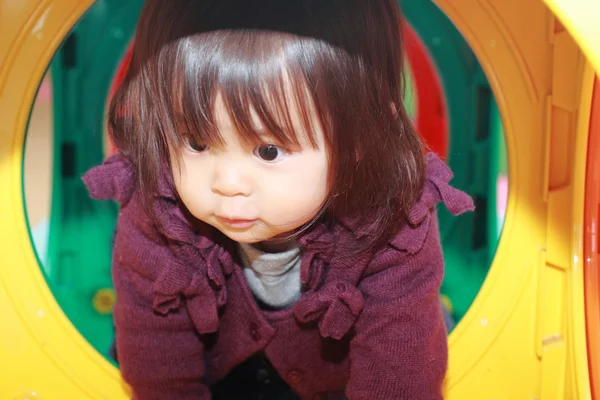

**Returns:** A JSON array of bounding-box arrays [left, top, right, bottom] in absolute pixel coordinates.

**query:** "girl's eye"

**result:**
[[254, 144, 286, 162], [187, 141, 209, 152]]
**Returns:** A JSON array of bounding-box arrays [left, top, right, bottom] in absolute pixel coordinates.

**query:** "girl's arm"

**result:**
[[345, 216, 448, 400], [112, 260, 211, 400], [82, 154, 212, 399]]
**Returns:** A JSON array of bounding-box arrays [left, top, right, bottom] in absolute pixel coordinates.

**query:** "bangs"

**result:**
[[156, 31, 325, 151]]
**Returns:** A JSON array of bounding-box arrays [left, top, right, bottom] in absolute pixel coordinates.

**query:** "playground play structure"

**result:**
[[0, 0, 599, 398]]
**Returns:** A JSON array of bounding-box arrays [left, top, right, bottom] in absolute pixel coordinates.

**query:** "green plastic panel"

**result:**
[[402, 0, 504, 320], [47, 0, 143, 360]]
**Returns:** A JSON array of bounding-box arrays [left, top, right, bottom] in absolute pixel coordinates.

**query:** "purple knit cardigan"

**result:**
[[83, 152, 474, 400]]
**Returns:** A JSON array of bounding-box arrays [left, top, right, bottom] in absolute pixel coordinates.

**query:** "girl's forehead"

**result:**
[[209, 94, 268, 141]]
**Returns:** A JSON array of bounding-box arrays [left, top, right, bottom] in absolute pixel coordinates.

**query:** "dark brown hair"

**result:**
[[108, 0, 425, 255]]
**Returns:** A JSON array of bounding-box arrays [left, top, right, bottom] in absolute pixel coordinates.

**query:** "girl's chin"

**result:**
[[225, 231, 298, 252]]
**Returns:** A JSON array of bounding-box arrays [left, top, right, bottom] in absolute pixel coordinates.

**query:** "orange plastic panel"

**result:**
[[585, 75, 600, 400]]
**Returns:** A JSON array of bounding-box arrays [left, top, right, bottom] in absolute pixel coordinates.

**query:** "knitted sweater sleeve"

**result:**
[[345, 153, 474, 399], [112, 253, 211, 400], [345, 215, 448, 399], [82, 153, 212, 399]]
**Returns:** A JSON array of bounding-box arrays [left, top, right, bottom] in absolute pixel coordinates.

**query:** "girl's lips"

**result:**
[[216, 216, 257, 229]]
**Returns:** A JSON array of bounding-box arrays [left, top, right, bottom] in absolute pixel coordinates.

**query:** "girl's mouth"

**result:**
[[216, 216, 257, 229]]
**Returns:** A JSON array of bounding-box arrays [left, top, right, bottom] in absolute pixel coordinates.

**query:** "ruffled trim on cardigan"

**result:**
[[292, 152, 474, 339], [82, 152, 233, 334]]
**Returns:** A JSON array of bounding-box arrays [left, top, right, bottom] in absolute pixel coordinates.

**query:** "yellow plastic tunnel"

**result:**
[[0, 0, 599, 398]]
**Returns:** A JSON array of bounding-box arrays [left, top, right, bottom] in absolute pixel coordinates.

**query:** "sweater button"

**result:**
[[249, 322, 262, 341], [287, 369, 304, 384]]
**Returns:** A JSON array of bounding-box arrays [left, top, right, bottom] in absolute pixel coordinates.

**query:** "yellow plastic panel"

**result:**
[[543, 0, 600, 74], [0, 0, 129, 398], [431, 0, 594, 398]]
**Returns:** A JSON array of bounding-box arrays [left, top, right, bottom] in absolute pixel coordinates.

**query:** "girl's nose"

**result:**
[[211, 161, 251, 197]]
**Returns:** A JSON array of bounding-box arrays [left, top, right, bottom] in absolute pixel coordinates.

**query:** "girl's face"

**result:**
[[170, 93, 329, 244]]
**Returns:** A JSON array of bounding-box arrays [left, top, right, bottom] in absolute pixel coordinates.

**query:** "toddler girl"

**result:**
[[84, 0, 474, 398]]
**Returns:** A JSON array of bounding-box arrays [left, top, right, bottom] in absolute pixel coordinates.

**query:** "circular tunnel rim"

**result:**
[[0, 0, 598, 398], [584, 76, 600, 400]]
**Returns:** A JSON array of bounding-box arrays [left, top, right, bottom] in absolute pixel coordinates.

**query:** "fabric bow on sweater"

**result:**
[[392, 152, 475, 253], [295, 280, 365, 340], [151, 245, 232, 334], [294, 221, 371, 340], [82, 153, 136, 206]]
